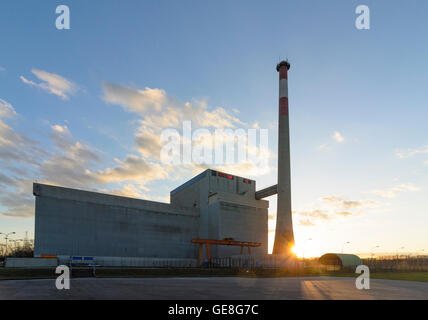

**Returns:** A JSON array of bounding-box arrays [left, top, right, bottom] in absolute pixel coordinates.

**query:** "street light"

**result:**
[[341, 241, 350, 253], [0, 232, 16, 259], [371, 245, 380, 259], [396, 246, 405, 258]]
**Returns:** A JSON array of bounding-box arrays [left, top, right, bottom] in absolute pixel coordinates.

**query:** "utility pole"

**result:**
[[341, 241, 350, 253], [0, 232, 16, 260], [371, 245, 380, 259]]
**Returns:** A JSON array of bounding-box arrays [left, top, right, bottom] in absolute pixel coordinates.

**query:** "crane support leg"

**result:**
[[198, 244, 203, 266]]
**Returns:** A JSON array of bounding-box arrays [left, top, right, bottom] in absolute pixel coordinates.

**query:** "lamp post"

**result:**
[[396, 246, 405, 258], [0, 232, 16, 259], [341, 241, 350, 254], [371, 245, 380, 259]]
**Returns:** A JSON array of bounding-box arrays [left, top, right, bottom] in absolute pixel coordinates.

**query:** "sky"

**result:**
[[0, 0, 427, 257]]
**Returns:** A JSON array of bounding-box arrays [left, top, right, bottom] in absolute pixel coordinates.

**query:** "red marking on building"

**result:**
[[279, 67, 288, 80], [218, 172, 234, 180], [279, 97, 289, 116]]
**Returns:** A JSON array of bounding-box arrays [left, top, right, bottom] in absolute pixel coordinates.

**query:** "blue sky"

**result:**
[[0, 0, 427, 257]]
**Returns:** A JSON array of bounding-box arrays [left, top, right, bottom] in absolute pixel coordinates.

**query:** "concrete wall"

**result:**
[[34, 184, 200, 259], [218, 203, 268, 257], [171, 169, 266, 246], [207, 192, 269, 257], [5, 257, 58, 268], [54, 255, 197, 267], [34, 170, 269, 262], [170, 170, 210, 238]]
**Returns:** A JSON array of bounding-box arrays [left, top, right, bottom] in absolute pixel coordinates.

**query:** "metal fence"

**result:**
[[363, 256, 428, 272], [208, 255, 299, 269]]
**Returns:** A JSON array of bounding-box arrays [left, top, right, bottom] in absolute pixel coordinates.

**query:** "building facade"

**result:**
[[33, 169, 269, 260]]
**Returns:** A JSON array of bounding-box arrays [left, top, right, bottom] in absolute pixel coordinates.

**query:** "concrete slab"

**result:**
[[1, 277, 428, 300]]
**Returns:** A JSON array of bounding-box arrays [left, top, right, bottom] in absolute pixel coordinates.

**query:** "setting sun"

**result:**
[[291, 245, 302, 258]]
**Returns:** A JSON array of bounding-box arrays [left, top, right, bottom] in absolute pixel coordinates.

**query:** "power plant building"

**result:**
[[33, 61, 295, 265], [33, 169, 269, 261]]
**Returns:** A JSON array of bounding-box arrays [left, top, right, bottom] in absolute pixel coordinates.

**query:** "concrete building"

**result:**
[[33, 169, 268, 261]]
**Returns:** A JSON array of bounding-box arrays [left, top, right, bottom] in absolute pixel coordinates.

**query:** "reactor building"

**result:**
[[33, 170, 268, 260], [33, 61, 295, 264]]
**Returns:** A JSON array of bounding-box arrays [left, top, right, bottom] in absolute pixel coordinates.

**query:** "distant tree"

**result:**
[[6, 240, 34, 258]]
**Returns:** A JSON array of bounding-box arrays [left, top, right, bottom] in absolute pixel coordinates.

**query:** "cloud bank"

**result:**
[[20, 69, 77, 100]]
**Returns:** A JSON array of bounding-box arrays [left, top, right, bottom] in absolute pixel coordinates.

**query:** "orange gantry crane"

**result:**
[[191, 238, 262, 266]]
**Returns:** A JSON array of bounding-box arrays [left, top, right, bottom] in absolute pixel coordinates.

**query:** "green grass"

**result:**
[[317, 271, 428, 283], [0, 267, 334, 280], [0, 268, 57, 280], [1, 267, 427, 283], [368, 272, 428, 282]]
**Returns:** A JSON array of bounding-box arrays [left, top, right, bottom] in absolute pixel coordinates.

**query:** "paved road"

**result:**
[[1, 277, 428, 300]]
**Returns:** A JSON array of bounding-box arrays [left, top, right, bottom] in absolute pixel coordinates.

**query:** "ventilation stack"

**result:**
[[272, 60, 295, 255]]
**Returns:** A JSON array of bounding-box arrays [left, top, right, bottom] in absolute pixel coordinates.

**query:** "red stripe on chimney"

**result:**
[[279, 97, 289, 116]]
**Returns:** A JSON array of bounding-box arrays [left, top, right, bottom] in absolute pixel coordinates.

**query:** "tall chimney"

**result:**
[[273, 60, 295, 255]]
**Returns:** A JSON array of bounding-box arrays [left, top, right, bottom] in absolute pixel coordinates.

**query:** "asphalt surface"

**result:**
[[1, 276, 428, 300]]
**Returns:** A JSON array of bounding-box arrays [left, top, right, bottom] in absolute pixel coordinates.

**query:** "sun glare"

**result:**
[[292, 245, 304, 258]]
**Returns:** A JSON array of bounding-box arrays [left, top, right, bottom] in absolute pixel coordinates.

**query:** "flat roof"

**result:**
[[170, 170, 209, 195], [170, 169, 254, 196], [33, 183, 199, 217]]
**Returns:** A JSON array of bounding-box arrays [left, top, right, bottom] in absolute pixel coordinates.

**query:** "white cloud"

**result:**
[[295, 209, 330, 220], [0, 118, 171, 218], [102, 82, 245, 130], [135, 124, 163, 159], [321, 195, 380, 209], [332, 131, 345, 143], [396, 145, 428, 159], [0, 179, 34, 218], [0, 102, 43, 218], [87, 155, 169, 184], [101, 82, 268, 179], [103, 82, 167, 114], [0, 99, 17, 118], [20, 69, 77, 100], [369, 183, 420, 198], [298, 219, 315, 227], [293, 195, 382, 227], [52, 124, 70, 134], [40, 124, 168, 189], [0, 99, 46, 165], [0, 80, 271, 217], [0, 66, 5, 71], [317, 143, 330, 151], [321, 195, 343, 202]]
